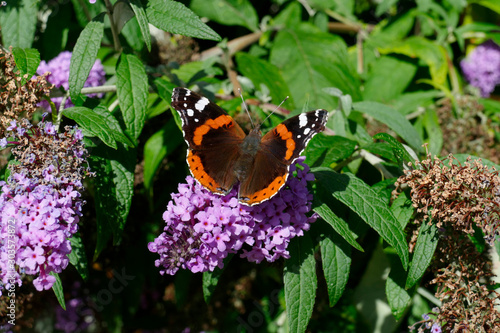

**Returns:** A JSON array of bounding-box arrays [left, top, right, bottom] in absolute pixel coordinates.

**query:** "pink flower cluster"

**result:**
[[0, 173, 82, 292], [0, 120, 88, 293], [148, 157, 318, 275]]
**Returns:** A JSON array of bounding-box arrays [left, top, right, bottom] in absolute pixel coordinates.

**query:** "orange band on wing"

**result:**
[[275, 124, 296, 160], [192, 115, 233, 146], [241, 175, 287, 205], [187, 150, 222, 193]]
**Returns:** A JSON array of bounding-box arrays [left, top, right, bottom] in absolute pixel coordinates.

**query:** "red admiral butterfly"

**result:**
[[171, 88, 328, 206]]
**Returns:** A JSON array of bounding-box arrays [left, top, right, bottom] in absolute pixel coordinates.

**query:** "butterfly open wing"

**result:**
[[239, 109, 328, 205], [172, 88, 246, 194]]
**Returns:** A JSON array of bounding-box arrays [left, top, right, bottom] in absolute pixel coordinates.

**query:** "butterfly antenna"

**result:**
[[238, 88, 255, 129], [261, 96, 289, 126]]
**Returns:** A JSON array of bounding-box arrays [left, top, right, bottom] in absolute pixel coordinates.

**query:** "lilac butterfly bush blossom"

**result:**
[[36, 51, 106, 110], [54, 282, 96, 332], [0, 117, 90, 293], [460, 40, 500, 97], [149, 157, 318, 275]]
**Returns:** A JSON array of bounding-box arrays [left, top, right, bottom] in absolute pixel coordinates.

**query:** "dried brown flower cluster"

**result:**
[[8, 121, 90, 187], [395, 154, 500, 243], [430, 232, 500, 332], [396, 154, 500, 332], [437, 95, 499, 164], [0, 289, 35, 329], [0, 48, 51, 137]]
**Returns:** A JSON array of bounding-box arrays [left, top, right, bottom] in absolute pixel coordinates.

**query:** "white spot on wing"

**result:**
[[299, 113, 308, 127], [304, 127, 311, 135], [184, 103, 187, 107], [187, 109, 194, 117], [195, 97, 209, 111], [297, 134, 302, 138], [194, 118, 199, 122], [185, 90, 191, 96]]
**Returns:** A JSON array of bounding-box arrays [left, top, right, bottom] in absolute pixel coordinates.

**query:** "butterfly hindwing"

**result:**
[[239, 109, 328, 205], [171, 88, 246, 194]]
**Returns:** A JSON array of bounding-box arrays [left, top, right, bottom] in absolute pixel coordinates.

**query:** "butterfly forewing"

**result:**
[[172, 88, 246, 194]]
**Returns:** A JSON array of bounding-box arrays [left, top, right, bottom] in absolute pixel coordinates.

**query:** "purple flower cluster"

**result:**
[[36, 51, 106, 110], [55, 298, 95, 332], [0, 120, 87, 294], [460, 40, 500, 97], [410, 313, 442, 332], [148, 157, 318, 275], [0, 172, 83, 292]]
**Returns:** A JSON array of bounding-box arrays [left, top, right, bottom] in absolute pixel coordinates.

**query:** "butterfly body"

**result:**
[[171, 88, 328, 206]]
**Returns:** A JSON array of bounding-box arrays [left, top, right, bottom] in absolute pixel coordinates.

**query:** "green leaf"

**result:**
[[69, 0, 106, 28], [386, 252, 413, 320], [63, 107, 118, 149], [147, 93, 169, 119], [147, 0, 221, 41], [0, 0, 38, 48], [191, 0, 258, 31], [116, 53, 148, 140], [390, 191, 413, 229], [373, 132, 416, 167], [455, 23, 500, 50], [360, 142, 398, 162], [363, 55, 417, 103], [320, 232, 352, 307], [91, 105, 135, 147], [375, 0, 398, 16], [284, 234, 317, 333], [471, 0, 500, 14], [170, 60, 223, 86], [406, 222, 438, 289], [120, 15, 145, 52], [372, 9, 416, 44], [128, 0, 152, 51], [91, 145, 135, 258], [314, 168, 409, 270], [353, 243, 397, 331], [11, 47, 40, 84], [113, 0, 135, 33], [379, 36, 448, 86], [154, 78, 182, 130], [68, 231, 89, 281], [155, 77, 176, 103], [143, 119, 183, 194], [270, 23, 361, 111], [422, 108, 443, 156], [309, 0, 355, 20], [202, 254, 233, 304], [305, 135, 356, 167], [236, 52, 295, 109], [479, 97, 500, 116], [391, 90, 441, 115], [353, 101, 422, 151], [50, 272, 66, 310], [273, 1, 302, 28], [313, 198, 363, 252], [69, 18, 104, 105]]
